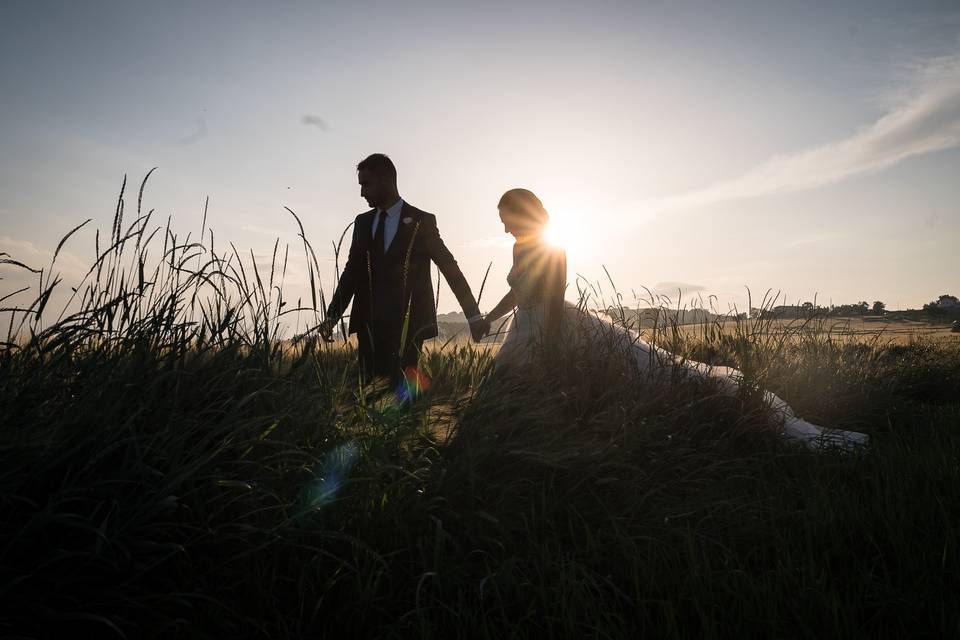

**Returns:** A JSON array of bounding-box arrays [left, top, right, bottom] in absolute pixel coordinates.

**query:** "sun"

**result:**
[[542, 208, 584, 255], [543, 221, 569, 249]]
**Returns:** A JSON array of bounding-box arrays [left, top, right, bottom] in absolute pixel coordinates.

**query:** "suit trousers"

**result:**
[[356, 323, 423, 386]]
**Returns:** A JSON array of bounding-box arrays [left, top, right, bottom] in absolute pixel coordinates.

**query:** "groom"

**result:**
[[318, 153, 486, 383]]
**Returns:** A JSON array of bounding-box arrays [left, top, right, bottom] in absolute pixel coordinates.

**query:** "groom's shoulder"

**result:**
[[351, 209, 376, 226], [402, 203, 437, 225]]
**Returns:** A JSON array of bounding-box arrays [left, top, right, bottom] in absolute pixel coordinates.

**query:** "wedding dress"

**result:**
[[492, 244, 869, 452]]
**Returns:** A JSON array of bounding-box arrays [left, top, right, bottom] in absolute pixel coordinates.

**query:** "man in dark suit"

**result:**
[[318, 153, 485, 383]]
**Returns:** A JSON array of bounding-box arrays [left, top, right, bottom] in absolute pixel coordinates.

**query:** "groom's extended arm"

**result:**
[[325, 218, 364, 322], [421, 214, 481, 319]]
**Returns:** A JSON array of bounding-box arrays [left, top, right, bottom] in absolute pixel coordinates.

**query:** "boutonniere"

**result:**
[[402, 217, 413, 224]]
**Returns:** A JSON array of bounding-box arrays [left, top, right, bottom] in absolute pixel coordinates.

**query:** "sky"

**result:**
[[2, 0, 959, 325]]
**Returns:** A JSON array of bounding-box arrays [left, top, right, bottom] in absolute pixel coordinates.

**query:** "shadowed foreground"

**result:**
[[2, 194, 959, 638], [2, 330, 960, 638]]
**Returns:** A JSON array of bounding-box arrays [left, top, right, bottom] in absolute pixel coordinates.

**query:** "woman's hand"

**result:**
[[469, 316, 491, 342]]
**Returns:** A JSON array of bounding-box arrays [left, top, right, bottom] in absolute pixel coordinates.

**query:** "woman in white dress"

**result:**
[[477, 188, 868, 451]]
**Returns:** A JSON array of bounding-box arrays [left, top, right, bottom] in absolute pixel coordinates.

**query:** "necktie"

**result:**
[[373, 210, 386, 258]]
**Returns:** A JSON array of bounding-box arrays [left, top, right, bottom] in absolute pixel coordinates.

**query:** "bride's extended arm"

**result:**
[[485, 290, 517, 325]]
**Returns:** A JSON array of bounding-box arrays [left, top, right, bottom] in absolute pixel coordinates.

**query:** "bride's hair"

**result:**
[[498, 188, 549, 228]]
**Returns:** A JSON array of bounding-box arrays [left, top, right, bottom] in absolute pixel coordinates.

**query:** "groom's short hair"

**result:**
[[357, 153, 397, 182]]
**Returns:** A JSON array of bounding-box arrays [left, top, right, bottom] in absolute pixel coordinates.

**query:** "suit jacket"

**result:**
[[326, 202, 480, 342]]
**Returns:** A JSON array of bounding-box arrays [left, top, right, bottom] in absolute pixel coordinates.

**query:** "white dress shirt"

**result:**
[[370, 198, 404, 251]]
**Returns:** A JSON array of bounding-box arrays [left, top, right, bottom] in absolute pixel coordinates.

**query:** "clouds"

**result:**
[[652, 281, 707, 295], [302, 115, 329, 131], [784, 232, 848, 249], [240, 223, 299, 240], [0, 235, 88, 285], [1, 236, 46, 265], [463, 235, 514, 250], [1, 235, 90, 331], [649, 53, 960, 212]]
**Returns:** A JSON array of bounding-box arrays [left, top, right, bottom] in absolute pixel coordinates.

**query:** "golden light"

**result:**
[[543, 207, 586, 257]]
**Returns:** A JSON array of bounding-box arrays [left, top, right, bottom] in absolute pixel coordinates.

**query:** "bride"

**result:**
[[475, 188, 869, 451]]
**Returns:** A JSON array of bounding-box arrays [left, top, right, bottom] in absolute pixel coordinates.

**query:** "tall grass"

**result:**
[[1, 175, 959, 638]]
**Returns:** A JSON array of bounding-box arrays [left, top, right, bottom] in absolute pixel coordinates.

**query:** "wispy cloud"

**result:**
[[462, 235, 513, 250], [648, 53, 960, 212], [0, 234, 90, 317], [177, 115, 207, 146], [240, 223, 299, 239], [652, 281, 707, 295], [302, 114, 329, 131], [784, 232, 847, 248], [1, 236, 46, 263], [0, 235, 88, 280]]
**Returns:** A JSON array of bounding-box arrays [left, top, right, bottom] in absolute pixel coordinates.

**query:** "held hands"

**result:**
[[317, 318, 337, 342], [468, 315, 491, 343]]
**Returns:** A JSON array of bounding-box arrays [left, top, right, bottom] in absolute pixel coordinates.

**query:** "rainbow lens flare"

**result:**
[[394, 366, 431, 404], [304, 440, 360, 510]]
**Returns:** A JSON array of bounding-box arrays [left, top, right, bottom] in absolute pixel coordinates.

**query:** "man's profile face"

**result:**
[[358, 168, 390, 210]]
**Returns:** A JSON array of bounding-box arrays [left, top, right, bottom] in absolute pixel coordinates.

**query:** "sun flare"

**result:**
[[543, 221, 570, 249], [542, 208, 585, 257]]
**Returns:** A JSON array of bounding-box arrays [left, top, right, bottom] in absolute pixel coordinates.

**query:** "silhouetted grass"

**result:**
[[1, 176, 959, 638]]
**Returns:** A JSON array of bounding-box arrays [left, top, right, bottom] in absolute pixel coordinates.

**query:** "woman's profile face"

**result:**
[[499, 207, 519, 237], [499, 207, 534, 238]]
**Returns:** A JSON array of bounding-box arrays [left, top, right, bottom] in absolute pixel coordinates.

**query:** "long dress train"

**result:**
[[494, 301, 869, 451]]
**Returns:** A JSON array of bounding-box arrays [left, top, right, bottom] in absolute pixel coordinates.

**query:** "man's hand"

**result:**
[[469, 316, 490, 343], [318, 318, 337, 342]]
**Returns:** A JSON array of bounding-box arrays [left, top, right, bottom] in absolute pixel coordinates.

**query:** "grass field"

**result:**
[[2, 192, 959, 638], [435, 314, 960, 348], [673, 316, 959, 348]]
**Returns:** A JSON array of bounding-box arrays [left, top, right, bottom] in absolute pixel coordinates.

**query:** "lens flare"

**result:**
[[304, 440, 360, 510], [395, 366, 431, 404]]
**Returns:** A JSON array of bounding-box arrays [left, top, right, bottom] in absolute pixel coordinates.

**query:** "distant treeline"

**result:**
[[432, 295, 960, 328], [755, 294, 959, 320]]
